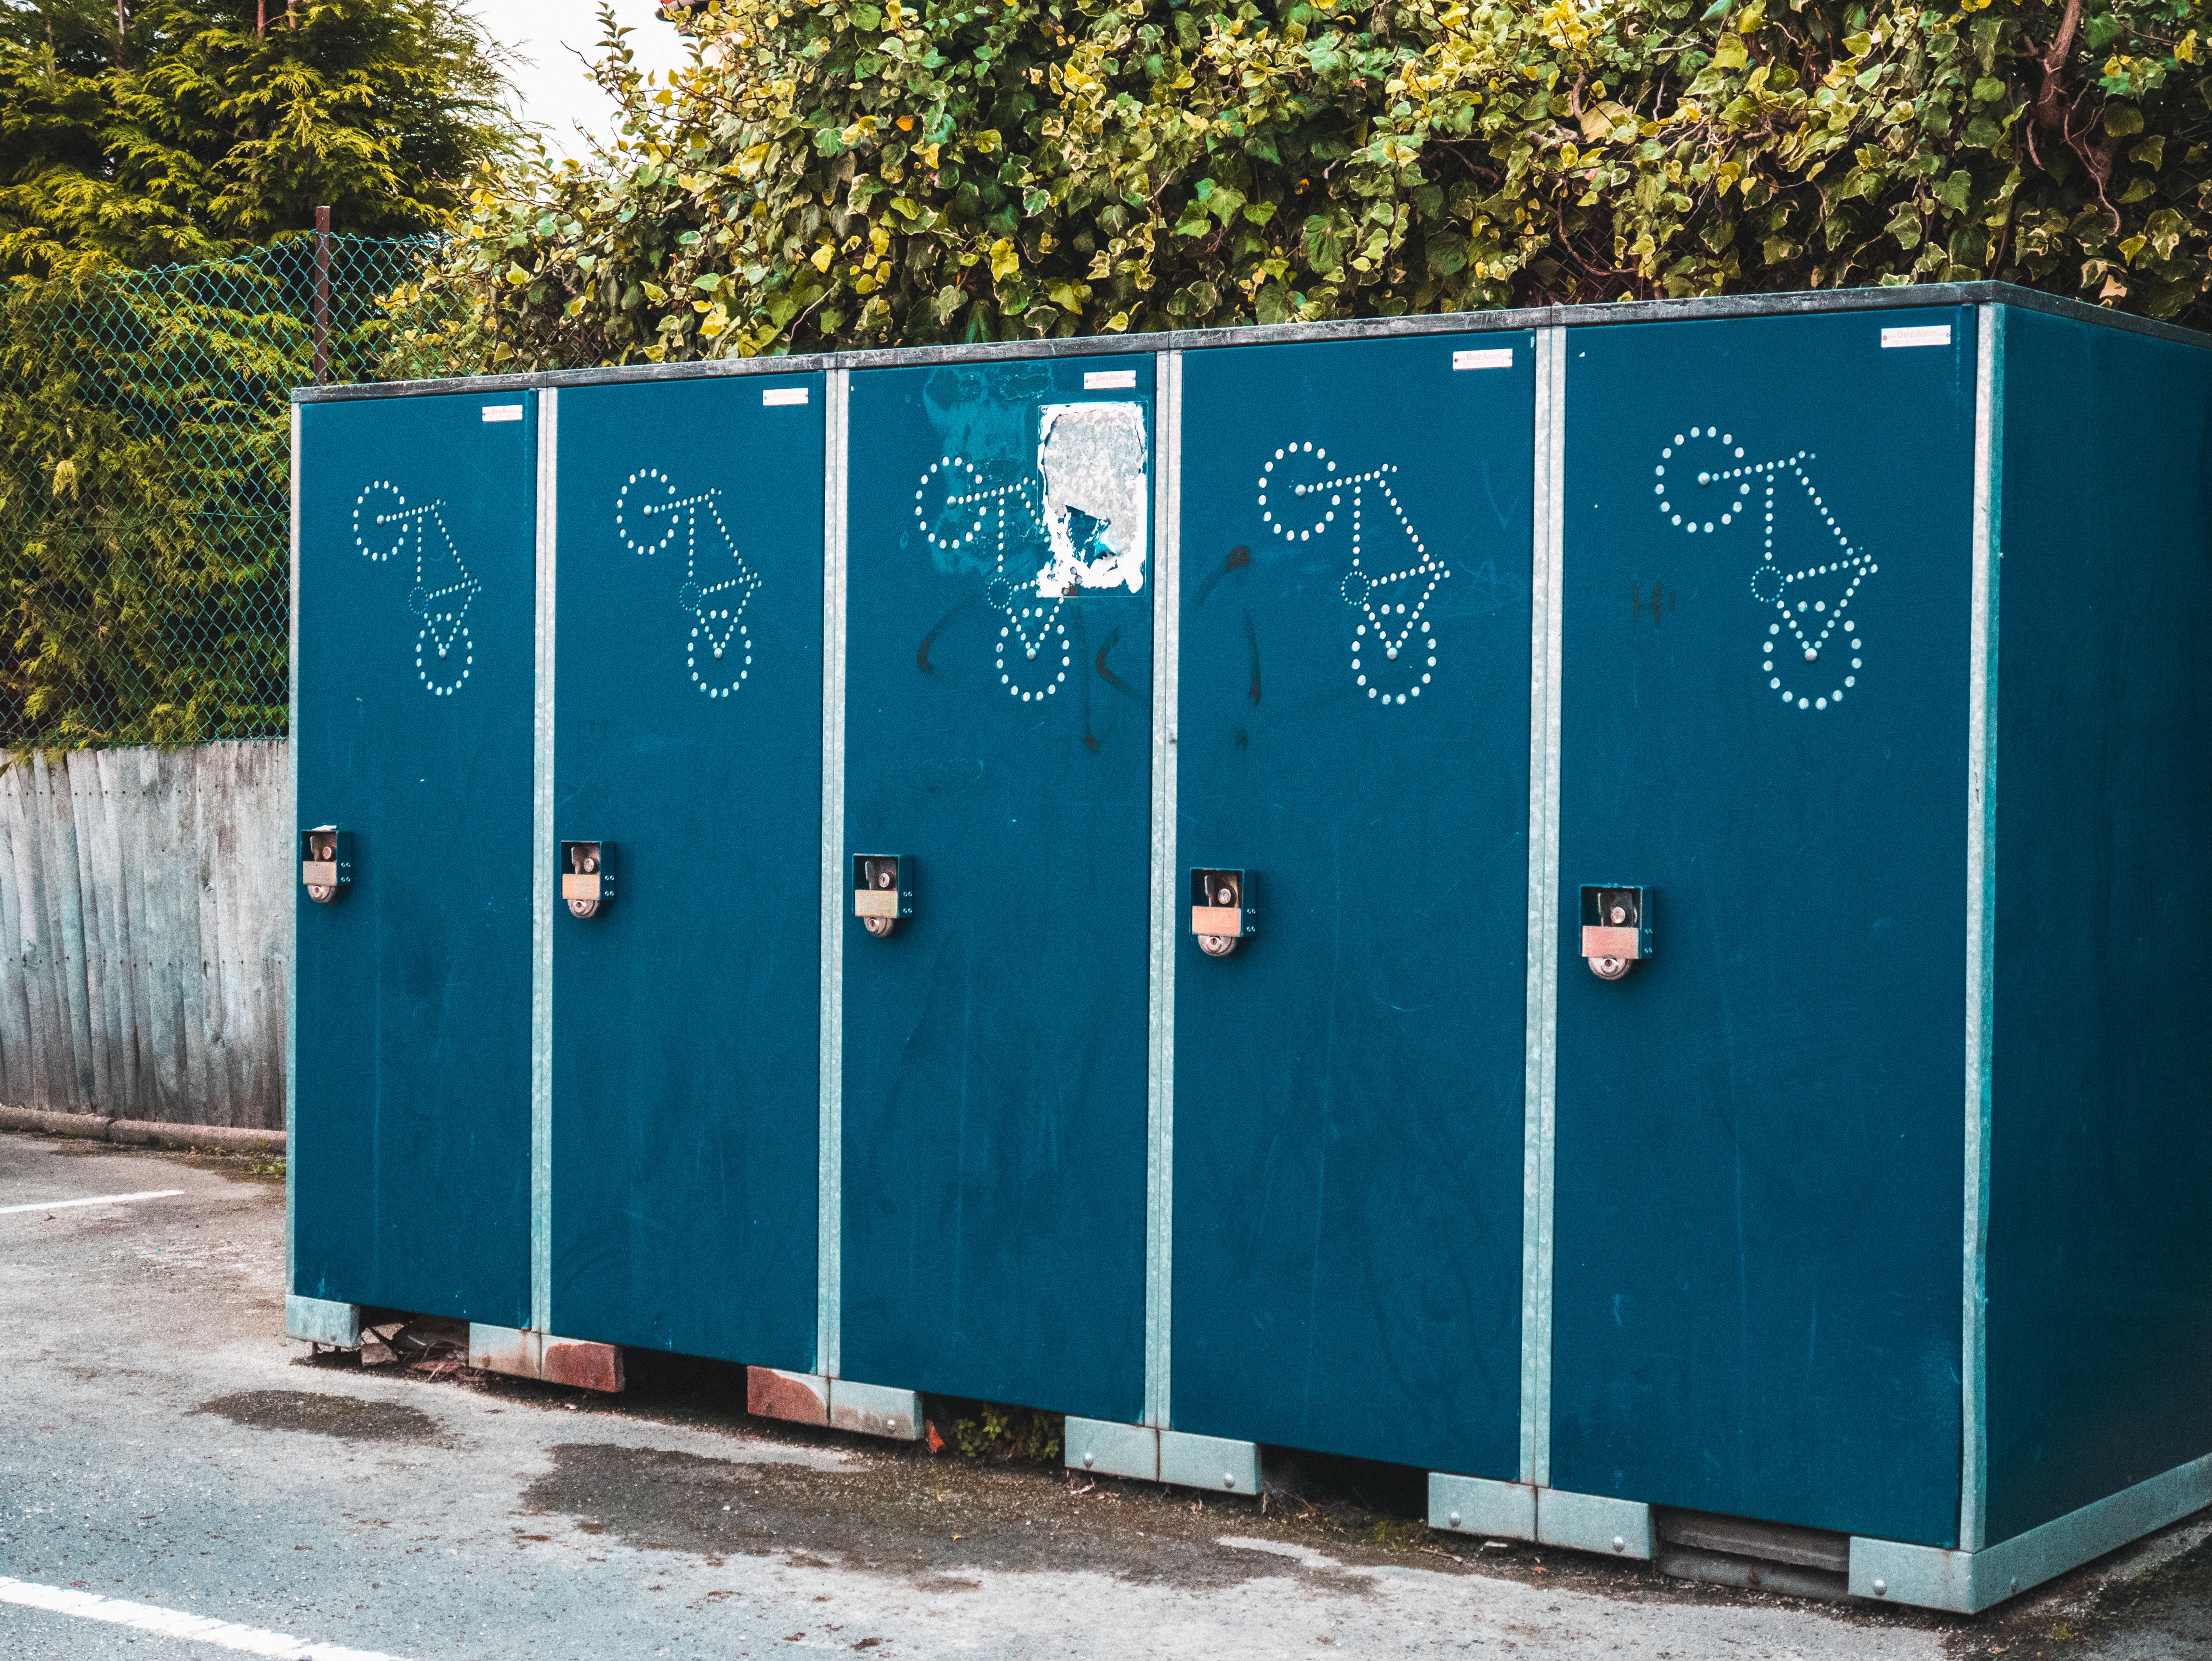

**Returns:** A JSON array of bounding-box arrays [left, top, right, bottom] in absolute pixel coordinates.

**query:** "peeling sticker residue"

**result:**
[[1036, 403, 1149, 596], [908, 387, 1149, 706]]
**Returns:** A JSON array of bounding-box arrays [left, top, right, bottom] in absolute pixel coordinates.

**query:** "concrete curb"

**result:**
[[0, 1106, 284, 1154]]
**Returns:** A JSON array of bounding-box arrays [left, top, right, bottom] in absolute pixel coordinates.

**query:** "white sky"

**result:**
[[467, 0, 698, 160]]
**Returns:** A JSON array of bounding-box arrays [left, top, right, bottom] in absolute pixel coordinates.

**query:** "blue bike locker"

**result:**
[[1551, 307, 1979, 1546], [286, 286, 2212, 1613], [548, 374, 826, 1368], [292, 388, 538, 1326], [1171, 332, 1534, 1478], [837, 356, 1156, 1422], [1981, 308, 2212, 1551]]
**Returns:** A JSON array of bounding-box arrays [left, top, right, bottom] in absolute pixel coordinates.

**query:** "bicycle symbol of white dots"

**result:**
[[616, 468, 762, 699], [1258, 440, 1450, 708], [1654, 427, 1875, 713], [915, 456, 1071, 702], [354, 480, 477, 697]]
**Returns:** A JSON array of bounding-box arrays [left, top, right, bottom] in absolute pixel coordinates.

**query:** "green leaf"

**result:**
[[2105, 105, 2144, 137]]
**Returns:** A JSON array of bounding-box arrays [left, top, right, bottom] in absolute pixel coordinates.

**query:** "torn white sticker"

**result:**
[[1880, 325, 1952, 349], [1035, 402, 1149, 594], [1082, 369, 1138, 391], [762, 386, 809, 407], [1452, 348, 1514, 370], [481, 404, 523, 422]]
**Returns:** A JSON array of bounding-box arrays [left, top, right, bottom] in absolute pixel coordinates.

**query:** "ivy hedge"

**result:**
[[401, 0, 2207, 369]]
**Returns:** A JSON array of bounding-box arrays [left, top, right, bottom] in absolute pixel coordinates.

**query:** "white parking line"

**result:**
[[0, 1188, 185, 1216], [0, 1576, 407, 1660]]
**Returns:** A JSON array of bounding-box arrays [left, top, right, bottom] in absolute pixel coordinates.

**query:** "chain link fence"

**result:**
[[0, 235, 458, 750]]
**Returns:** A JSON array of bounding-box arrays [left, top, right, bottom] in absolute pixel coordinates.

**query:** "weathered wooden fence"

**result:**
[[0, 743, 288, 1130]]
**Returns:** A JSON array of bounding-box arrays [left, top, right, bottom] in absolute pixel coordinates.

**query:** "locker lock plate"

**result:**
[[1191, 869, 1257, 958], [854, 855, 913, 937], [1580, 884, 1651, 980], [301, 826, 353, 904], [562, 841, 613, 918]]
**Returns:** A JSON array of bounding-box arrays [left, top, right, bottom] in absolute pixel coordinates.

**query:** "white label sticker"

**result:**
[[1881, 325, 1952, 349], [1452, 347, 1514, 370], [481, 404, 524, 422], [1083, 369, 1138, 390], [762, 386, 810, 406]]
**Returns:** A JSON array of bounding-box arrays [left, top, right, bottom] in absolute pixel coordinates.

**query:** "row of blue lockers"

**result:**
[[291, 289, 2212, 1569]]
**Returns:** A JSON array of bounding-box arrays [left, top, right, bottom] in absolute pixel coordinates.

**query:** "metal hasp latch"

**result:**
[[562, 841, 613, 919], [853, 855, 913, 938], [1191, 869, 1257, 959], [1580, 884, 1651, 981], [300, 827, 353, 904]]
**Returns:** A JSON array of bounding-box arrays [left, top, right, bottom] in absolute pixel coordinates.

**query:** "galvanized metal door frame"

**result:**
[[1519, 327, 1567, 1490], [1144, 350, 1183, 1432], [286, 404, 302, 1292], [532, 387, 559, 1336], [817, 368, 851, 1380], [1961, 303, 2004, 1554]]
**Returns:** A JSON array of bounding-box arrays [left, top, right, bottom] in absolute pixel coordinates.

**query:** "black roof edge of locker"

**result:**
[[289, 278, 2212, 405]]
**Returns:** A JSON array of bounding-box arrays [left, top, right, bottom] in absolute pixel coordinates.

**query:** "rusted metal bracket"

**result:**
[[744, 1368, 922, 1441], [466, 1323, 624, 1393]]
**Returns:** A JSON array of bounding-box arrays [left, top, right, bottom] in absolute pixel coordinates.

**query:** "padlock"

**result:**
[[853, 854, 913, 938], [1190, 869, 1258, 958], [300, 826, 353, 904], [562, 841, 614, 919], [1579, 884, 1652, 980]]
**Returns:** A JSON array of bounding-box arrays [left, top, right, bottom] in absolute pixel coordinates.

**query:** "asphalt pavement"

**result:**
[[3, 1129, 2210, 1661]]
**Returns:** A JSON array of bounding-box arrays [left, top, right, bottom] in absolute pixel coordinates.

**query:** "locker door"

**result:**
[[840, 357, 1155, 1419], [1550, 308, 1975, 1544], [1172, 334, 1535, 1476], [550, 375, 825, 1365], [294, 391, 537, 1324]]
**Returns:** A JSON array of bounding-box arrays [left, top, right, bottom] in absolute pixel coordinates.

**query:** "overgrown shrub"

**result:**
[[0, 239, 448, 746], [398, 0, 2211, 371], [0, 0, 513, 281]]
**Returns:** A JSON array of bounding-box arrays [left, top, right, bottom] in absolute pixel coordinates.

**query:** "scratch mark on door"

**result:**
[[916, 608, 960, 675]]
